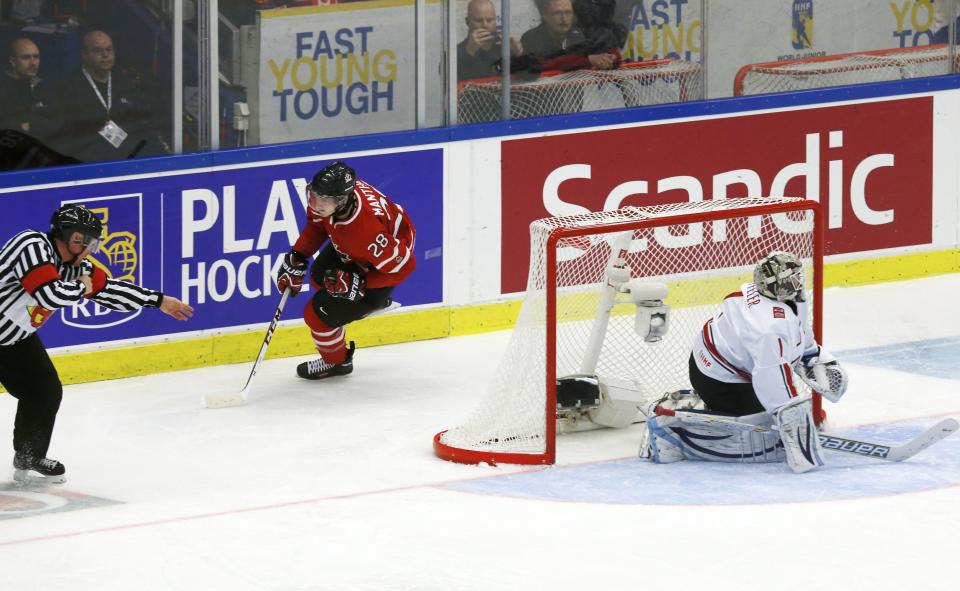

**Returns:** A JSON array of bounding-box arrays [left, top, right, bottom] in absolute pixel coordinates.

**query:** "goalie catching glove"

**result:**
[[324, 268, 366, 302], [276, 250, 307, 296], [794, 348, 848, 403]]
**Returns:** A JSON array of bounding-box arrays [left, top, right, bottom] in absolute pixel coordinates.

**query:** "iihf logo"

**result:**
[[791, 0, 813, 50], [60, 194, 144, 329]]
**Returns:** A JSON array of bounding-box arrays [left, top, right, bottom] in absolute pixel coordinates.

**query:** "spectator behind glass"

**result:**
[[513, 0, 623, 74], [45, 30, 168, 163], [520, 0, 584, 58], [0, 38, 48, 135], [569, 0, 626, 69], [457, 0, 522, 81]]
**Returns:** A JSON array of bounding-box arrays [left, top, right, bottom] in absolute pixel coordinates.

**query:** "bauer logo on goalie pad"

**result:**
[[818, 435, 890, 458]]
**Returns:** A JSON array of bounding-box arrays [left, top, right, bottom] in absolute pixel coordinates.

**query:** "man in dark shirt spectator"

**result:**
[[0, 38, 47, 135], [46, 30, 167, 163], [517, 0, 619, 73], [520, 0, 585, 58], [457, 0, 521, 81]]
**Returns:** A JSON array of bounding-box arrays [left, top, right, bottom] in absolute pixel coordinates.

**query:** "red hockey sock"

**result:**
[[303, 302, 347, 364]]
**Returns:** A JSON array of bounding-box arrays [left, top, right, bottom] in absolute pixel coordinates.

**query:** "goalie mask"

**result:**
[[754, 251, 805, 303]]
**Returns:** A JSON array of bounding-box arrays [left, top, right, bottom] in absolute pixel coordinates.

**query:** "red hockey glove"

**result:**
[[323, 268, 366, 302], [276, 250, 307, 296]]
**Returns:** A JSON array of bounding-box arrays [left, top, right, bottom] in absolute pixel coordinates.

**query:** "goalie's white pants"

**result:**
[[645, 410, 787, 465]]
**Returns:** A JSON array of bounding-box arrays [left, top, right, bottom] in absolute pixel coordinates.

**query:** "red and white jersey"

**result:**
[[690, 282, 819, 412], [293, 179, 416, 289]]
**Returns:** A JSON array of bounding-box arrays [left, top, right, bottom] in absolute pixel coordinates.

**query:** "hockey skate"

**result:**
[[297, 342, 355, 380], [13, 452, 66, 484]]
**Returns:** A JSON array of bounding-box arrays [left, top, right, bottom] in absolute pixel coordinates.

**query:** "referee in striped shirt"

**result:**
[[0, 204, 193, 484]]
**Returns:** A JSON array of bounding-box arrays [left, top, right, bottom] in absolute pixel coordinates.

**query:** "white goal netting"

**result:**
[[457, 59, 703, 124], [735, 44, 954, 96], [435, 197, 821, 464]]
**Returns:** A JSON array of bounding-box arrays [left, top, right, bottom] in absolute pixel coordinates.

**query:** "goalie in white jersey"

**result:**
[[643, 252, 849, 473]]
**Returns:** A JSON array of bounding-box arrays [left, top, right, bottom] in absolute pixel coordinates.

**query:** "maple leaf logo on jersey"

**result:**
[[773, 306, 785, 319]]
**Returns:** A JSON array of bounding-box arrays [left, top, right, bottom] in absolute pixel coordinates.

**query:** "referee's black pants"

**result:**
[[0, 333, 63, 459]]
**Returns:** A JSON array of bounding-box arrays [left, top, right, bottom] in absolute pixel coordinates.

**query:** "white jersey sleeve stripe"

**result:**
[[780, 363, 798, 397], [392, 212, 404, 237], [378, 247, 412, 274], [702, 319, 751, 380], [374, 245, 400, 271]]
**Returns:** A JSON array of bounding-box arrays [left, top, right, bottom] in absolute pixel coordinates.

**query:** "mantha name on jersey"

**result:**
[[293, 179, 416, 289], [0, 230, 162, 345], [690, 282, 820, 412]]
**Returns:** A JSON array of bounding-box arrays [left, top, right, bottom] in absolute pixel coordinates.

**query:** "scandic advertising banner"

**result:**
[[0, 149, 443, 349], [500, 97, 933, 294]]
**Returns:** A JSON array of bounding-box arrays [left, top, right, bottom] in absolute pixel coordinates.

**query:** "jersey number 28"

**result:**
[[368, 233, 389, 257]]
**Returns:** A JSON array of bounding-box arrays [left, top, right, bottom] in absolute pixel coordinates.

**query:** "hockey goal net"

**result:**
[[457, 59, 703, 124], [434, 197, 824, 465], [734, 44, 954, 96]]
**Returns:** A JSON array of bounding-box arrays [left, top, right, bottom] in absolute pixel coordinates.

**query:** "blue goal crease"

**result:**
[[440, 419, 960, 506]]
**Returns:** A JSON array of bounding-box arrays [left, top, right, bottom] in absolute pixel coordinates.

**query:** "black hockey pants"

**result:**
[[688, 354, 765, 416], [0, 333, 63, 459], [308, 244, 394, 328]]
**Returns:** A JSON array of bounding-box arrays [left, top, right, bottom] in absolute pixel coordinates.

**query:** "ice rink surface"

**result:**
[[2, 274, 959, 591]]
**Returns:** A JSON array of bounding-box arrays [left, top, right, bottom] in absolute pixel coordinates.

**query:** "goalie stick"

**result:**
[[202, 289, 290, 409], [677, 412, 958, 463], [818, 418, 958, 462]]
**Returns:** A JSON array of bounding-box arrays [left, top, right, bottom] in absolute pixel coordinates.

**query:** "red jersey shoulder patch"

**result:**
[[773, 306, 785, 319]]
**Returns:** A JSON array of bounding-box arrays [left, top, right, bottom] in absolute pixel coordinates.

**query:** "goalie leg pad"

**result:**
[[774, 398, 826, 473], [643, 414, 686, 464], [644, 389, 704, 417], [642, 409, 785, 465]]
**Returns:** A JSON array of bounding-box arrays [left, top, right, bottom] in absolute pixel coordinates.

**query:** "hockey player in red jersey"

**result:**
[[276, 161, 416, 380]]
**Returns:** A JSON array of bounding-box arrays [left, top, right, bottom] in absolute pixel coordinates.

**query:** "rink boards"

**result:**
[[0, 75, 957, 385]]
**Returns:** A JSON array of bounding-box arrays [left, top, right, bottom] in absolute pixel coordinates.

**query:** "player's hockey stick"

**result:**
[[674, 411, 958, 463], [817, 418, 958, 462], [202, 289, 290, 409]]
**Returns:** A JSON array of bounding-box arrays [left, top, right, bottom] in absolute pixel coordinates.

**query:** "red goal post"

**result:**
[[434, 197, 825, 466], [734, 44, 955, 96]]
